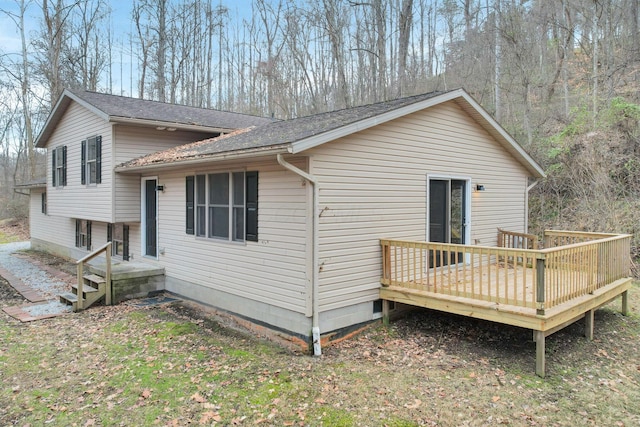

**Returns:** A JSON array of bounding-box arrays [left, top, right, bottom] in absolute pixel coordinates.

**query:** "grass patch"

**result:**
[[1, 287, 640, 426], [0, 230, 20, 244]]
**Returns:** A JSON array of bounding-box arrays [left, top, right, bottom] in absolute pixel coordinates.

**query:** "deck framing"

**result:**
[[380, 231, 633, 377]]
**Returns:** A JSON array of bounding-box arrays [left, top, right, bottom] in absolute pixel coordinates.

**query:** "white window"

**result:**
[[75, 219, 91, 250], [81, 136, 102, 185], [194, 171, 252, 242], [52, 146, 66, 187], [108, 223, 129, 260]]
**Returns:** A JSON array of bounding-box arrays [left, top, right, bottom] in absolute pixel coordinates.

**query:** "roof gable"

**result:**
[[117, 89, 544, 178], [35, 89, 274, 148]]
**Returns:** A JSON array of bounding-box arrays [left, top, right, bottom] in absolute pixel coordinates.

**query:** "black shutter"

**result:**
[[52, 149, 57, 187], [96, 136, 102, 184], [245, 171, 258, 241], [107, 223, 112, 243], [81, 140, 86, 184], [86, 220, 92, 250], [41, 192, 46, 214], [185, 176, 194, 235], [123, 224, 130, 261], [62, 146, 67, 186], [75, 219, 80, 247]]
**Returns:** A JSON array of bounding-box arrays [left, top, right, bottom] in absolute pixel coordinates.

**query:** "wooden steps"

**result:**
[[59, 273, 107, 311]]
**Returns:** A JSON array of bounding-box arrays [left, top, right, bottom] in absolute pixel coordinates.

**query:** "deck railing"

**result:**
[[381, 231, 631, 313], [543, 230, 618, 248], [498, 228, 539, 250]]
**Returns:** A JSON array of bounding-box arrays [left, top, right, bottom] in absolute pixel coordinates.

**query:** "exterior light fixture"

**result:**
[[475, 184, 486, 192]]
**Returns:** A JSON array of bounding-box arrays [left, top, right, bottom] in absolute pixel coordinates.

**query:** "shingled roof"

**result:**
[[117, 91, 446, 170], [115, 88, 545, 178], [36, 90, 274, 148]]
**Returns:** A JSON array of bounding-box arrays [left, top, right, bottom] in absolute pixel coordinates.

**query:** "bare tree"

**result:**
[[397, 0, 414, 97]]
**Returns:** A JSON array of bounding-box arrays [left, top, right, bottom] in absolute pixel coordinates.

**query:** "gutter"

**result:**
[[114, 145, 290, 174], [276, 153, 321, 356], [525, 179, 540, 233]]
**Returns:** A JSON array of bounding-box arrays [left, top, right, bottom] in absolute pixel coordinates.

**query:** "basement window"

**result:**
[[75, 219, 92, 250], [108, 223, 130, 261]]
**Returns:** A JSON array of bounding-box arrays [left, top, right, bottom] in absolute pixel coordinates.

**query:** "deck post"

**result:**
[[536, 257, 546, 315], [76, 262, 84, 311], [105, 243, 112, 306], [535, 330, 545, 377], [622, 290, 629, 316], [584, 309, 594, 340], [381, 241, 390, 285], [382, 300, 390, 326]]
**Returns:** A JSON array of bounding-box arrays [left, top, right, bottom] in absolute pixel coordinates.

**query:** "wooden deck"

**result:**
[[380, 230, 633, 377]]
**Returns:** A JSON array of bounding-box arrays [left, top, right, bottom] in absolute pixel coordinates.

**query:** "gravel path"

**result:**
[[0, 242, 72, 316]]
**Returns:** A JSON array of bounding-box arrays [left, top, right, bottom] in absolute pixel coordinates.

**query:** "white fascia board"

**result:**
[[64, 90, 111, 121], [289, 89, 465, 155], [35, 90, 110, 148], [457, 92, 546, 178], [290, 88, 545, 179]]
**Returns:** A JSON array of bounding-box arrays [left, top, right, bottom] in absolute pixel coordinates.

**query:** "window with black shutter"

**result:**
[[108, 223, 129, 260], [75, 219, 91, 250], [186, 176, 194, 235], [82, 135, 102, 185], [245, 171, 258, 241], [41, 192, 47, 214], [52, 146, 67, 187], [188, 171, 258, 242]]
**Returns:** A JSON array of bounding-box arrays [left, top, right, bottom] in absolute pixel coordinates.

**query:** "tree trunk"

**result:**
[[397, 0, 414, 97]]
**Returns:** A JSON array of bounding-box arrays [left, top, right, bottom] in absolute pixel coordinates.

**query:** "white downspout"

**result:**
[[276, 154, 321, 356], [525, 179, 539, 233]]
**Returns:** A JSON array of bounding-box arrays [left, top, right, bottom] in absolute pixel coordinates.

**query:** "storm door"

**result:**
[[428, 178, 468, 267], [143, 178, 158, 257]]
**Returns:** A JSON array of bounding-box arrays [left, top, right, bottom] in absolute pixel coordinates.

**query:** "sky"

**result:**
[[0, 0, 253, 97]]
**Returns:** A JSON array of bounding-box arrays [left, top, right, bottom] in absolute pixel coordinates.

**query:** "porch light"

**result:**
[[474, 184, 486, 192]]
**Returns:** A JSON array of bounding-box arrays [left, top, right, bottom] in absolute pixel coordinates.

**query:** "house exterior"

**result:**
[[28, 88, 545, 351]]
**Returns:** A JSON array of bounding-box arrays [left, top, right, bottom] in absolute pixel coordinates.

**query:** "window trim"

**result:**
[[81, 135, 102, 185], [107, 223, 130, 261], [188, 170, 258, 242], [52, 146, 67, 187], [75, 219, 92, 251]]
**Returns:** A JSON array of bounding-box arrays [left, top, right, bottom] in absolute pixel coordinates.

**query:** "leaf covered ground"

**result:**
[[1, 258, 639, 426]]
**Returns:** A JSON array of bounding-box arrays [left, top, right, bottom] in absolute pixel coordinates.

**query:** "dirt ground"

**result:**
[[1, 235, 640, 425]]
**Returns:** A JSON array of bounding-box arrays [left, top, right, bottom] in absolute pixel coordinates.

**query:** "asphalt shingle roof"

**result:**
[[119, 91, 446, 169], [70, 90, 275, 129]]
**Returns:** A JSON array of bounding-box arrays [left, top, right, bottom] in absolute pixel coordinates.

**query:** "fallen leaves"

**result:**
[[1, 272, 640, 426]]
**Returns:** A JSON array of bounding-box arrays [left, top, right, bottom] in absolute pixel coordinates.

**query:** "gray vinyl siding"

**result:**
[[113, 126, 218, 223], [46, 102, 113, 222], [141, 158, 310, 314], [309, 100, 531, 313]]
